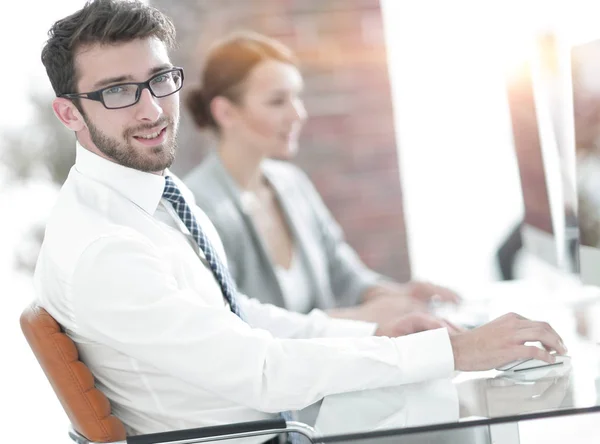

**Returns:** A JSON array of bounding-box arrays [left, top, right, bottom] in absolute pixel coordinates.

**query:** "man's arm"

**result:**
[[71, 231, 455, 413], [238, 292, 377, 338]]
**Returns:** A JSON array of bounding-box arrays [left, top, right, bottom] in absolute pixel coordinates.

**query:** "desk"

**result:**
[[304, 341, 600, 444], [300, 280, 600, 444]]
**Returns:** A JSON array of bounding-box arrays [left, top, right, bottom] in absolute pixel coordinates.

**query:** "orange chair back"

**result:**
[[20, 303, 126, 442]]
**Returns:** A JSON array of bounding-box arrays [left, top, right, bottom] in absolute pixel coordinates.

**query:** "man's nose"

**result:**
[[135, 88, 163, 121]]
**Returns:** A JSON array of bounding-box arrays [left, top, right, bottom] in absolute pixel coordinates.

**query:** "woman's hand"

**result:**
[[364, 281, 461, 306], [375, 312, 465, 337]]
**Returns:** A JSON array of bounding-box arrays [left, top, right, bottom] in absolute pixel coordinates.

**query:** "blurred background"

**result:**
[[4, 0, 600, 442]]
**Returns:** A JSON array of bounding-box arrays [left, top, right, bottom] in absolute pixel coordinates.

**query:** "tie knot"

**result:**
[[163, 176, 183, 203]]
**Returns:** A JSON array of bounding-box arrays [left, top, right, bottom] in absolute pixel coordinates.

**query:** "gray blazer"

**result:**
[[184, 152, 382, 312]]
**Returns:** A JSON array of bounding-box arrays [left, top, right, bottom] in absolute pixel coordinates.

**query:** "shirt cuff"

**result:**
[[391, 328, 455, 382]]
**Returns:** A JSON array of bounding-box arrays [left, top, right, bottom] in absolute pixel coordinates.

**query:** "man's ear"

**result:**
[[52, 97, 87, 132]]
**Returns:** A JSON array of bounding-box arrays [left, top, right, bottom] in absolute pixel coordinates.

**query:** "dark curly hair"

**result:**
[[41, 0, 176, 100]]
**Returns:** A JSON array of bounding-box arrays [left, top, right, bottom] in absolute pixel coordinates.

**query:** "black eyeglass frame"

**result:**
[[58, 67, 184, 110]]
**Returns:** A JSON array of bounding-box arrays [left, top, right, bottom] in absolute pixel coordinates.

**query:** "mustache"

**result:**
[[124, 116, 173, 138]]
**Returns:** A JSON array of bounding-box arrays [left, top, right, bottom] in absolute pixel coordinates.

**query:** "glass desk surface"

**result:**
[[310, 341, 600, 442], [308, 278, 600, 443]]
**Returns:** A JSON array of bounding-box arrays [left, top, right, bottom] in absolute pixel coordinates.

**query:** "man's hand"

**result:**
[[450, 312, 568, 371], [375, 312, 465, 337]]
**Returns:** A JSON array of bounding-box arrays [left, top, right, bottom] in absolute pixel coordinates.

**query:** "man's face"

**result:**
[[73, 37, 179, 173]]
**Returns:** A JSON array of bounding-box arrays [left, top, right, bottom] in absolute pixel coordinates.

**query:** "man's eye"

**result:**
[[152, 74, 169, 84], [105, 86, 125, 95]]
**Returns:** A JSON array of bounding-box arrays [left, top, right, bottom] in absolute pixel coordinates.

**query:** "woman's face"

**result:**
[[228, 59, 307, 160]]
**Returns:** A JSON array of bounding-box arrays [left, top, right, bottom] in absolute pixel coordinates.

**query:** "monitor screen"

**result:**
[[505, 33, 559, 270], [504, 31, 580, 278], [572, 37, 600, 285]]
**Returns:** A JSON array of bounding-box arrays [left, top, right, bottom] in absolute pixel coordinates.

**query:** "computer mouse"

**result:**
[[496, 355, 570, 372]]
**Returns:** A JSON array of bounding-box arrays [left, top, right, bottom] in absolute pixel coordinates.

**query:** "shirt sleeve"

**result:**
[[238, 293, 378, 338], [71, 232, 455, 413]]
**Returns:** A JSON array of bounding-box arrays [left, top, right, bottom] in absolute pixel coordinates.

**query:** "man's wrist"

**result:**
[[449, 334, 462, 371]]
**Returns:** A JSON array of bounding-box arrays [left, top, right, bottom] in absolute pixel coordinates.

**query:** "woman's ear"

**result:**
[[211, 96, 237, 130], [52, 97, 87, 132]]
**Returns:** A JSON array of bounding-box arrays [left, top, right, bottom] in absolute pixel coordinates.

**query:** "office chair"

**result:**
[[20, 303, 316, 444]]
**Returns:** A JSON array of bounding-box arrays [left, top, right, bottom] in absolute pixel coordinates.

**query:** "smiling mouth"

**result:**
[[131, 126, 168, 147], [133, 126, 167, 142], [138, 130, 162, 139]]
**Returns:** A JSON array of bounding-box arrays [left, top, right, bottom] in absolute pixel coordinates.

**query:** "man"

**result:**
[[35, 0, 566, 442]]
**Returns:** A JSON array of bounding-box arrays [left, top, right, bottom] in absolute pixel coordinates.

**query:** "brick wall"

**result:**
[[151, 0, 411, 281]]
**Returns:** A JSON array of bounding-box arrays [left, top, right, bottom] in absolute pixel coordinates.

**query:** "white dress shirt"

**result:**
[[34, 143, 455, 442]]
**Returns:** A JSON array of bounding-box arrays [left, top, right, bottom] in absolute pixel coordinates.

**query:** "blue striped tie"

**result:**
[[162, 177, 300, 444], [163, 176, 242, 316]]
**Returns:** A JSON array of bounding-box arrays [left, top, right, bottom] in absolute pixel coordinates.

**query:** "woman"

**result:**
[[183, 32, 459, 324]]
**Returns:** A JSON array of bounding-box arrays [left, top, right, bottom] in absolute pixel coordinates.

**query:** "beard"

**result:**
[[85, 116, 178, 173]]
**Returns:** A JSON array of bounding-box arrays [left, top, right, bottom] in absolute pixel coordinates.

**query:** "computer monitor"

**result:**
[[505, 32, 564, 273], [506, 29, 600, 288], [499, 30, 600, 346], [571, 36, 600, 286]]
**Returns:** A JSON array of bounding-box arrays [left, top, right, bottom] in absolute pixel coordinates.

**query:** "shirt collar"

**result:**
[[75, 142, 166, 215]]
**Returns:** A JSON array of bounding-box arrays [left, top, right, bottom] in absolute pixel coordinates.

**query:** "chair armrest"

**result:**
[[127, 418, 290, 444]]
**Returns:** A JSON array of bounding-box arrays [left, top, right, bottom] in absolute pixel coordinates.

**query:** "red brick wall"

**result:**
[[151, 0, 411, 281]]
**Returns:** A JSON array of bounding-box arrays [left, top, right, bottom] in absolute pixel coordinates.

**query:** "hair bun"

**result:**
[[186, 87, 214, 130]]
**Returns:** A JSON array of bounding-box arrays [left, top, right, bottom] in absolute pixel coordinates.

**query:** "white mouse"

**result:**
[[497, 355, 570, 372]]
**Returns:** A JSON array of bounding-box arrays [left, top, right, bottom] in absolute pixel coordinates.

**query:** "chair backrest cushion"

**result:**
[[20, 303, 127, 442]]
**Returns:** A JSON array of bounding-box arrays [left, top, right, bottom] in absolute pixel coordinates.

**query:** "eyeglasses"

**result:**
[[59, 67, 184, 110]]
